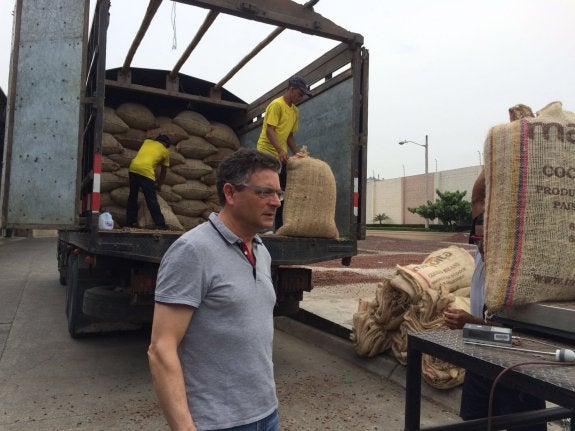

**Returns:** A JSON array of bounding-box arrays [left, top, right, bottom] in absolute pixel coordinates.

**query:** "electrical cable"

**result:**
[[486, 360, 575, 431]]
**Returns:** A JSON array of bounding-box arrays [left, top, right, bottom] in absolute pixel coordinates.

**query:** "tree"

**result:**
[[408, 190, 471, 230], [373, 213, 389, 224]]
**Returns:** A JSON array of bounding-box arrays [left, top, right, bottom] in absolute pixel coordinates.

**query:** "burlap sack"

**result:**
[[101, 156, 120, 173], [202, 170, 217, 186], [99, 192, 115, 209], [396, 247, 474, 294], [171, 159, 213, 180], [177, 136, 218, 159], [171, 199, 208, 217], [156, 116, 173, 125], [205, 122, 240, 150], [176, 214, 205, 231], [106, 205, 127, 227], [158, 185, 182, 203], [114, 128, 147, 151], [102, 133, 123, 155], [103, 107, 129, 134], [115, 168, 129, 179], [146, 123, 188, 144], [100, 173, 127, 192], [203, 147, 236, 168], [484, 101, 575, 310], [110, 186, 132, 207], [163, 170, 187, 186], [169, 147, 186, 166], [116, 102, 157, 130], [173, 110, 210, 136], [137, 195, 183, 230], [172, 180, 211, 200], [108, 148, 138, 168], [275, 154, 338, 239]]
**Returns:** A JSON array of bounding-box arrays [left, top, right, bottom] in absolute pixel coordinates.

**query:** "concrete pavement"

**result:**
[[0, 236, 464, 430]]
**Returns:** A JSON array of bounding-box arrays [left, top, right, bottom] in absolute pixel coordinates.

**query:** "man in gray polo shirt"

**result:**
[[148, 148, 283, 431]]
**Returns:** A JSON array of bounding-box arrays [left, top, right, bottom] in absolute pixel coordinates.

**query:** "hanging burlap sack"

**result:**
[[137, 195, 183, 230], [146, 123, 188, 145], [205, 122, 240, 150], [177, 136, 218, 159], [103, 107, 129, 134], [484, 101, 575, 311], [116, 102, 157, 130], [275, 152, 338, 238], [173, 110, 210, 137]]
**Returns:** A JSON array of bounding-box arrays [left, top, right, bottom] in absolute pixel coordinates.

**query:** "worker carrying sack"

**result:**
[[484, 101, 575, 311], [276, 148, 339, 239]]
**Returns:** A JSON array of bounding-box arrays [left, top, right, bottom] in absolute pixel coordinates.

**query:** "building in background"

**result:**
[[366, 165, 483, 225]]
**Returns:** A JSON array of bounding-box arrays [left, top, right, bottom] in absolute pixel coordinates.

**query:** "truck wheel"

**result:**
[[65, 253, 84, 338], [83, 286, 131, 321], [274, 299, 300, 316], [57, 243, 68, 286]]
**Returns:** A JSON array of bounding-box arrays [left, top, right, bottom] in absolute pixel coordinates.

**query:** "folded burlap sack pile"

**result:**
[[351, 246, 473, 389]]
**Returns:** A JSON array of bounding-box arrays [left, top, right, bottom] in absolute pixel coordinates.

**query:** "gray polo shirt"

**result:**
[[155, 213, 278, 430]]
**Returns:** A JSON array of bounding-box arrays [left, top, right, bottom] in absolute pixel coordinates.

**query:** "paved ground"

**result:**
[[0, 236, 462, 430]]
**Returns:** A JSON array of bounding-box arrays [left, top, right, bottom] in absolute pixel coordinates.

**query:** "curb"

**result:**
[[274, 315, 461, 415]]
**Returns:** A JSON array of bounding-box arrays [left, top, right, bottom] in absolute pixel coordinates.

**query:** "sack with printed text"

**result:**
[[484, 101, 575, 311]]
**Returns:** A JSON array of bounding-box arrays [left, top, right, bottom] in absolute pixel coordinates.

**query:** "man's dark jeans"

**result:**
[[126, 172, 166, 228]]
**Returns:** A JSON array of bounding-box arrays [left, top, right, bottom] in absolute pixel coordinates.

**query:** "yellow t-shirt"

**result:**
[[256, 96, 299, 158], [128, 139, 170, 181]]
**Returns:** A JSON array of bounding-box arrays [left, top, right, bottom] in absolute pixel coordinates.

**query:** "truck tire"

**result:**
[[83, 286, 153, 323], [274, 299, 300, 316], [65, 253, 83, 337], [57, 242, 68, 286], [83, 286, 131, 321]]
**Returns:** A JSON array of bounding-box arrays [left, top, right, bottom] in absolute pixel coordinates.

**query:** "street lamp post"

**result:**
[[399, 135, 429, 229]]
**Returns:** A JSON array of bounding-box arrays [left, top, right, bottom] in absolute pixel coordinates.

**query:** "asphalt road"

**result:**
[[0, 236, 462, 430]]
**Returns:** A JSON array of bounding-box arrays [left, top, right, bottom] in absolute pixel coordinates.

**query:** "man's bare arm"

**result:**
[[148, 303, 196, 431]]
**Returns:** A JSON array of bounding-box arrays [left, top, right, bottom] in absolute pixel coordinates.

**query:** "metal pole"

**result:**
[[424, 135, 429, 229]]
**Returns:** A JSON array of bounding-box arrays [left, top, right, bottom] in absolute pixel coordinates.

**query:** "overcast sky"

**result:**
[[1, 0, 574, 179]]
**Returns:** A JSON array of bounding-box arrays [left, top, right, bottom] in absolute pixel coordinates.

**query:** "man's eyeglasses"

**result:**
[[235, 184, 284, 201]]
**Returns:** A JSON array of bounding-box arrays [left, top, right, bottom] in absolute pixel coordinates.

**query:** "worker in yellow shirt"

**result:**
[[257, 76, 312, 227], [126, 134, 171, 229]]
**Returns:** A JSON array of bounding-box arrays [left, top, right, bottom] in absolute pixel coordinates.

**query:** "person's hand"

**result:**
[[156, 183, 162, 192], [443, 306, 474, 329], [277, 149, 288, 164]]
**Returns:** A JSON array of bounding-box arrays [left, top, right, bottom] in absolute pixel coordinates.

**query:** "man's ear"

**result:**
[[222, 183, 236, 204]]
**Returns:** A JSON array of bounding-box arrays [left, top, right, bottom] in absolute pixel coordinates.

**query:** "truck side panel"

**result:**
[[1, 0, 86, 229]]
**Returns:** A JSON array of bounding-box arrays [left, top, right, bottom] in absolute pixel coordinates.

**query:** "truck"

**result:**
[[1, 0, 368, 337]]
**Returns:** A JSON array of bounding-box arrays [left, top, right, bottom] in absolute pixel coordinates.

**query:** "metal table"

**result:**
[[404, 329, 575, 430]]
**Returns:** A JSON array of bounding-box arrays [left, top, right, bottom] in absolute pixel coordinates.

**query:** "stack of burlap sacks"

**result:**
[[101, 102, 239, 230], [351, 246, 474, 389]]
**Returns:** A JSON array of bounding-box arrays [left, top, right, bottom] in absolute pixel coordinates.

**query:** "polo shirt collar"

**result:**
[[208, 212, 262, 246]]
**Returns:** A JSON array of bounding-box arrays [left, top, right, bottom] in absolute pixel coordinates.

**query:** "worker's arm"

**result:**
[[157, 166, 167, 191], [148, 303, 196, 431], [443, 305, 485, 329], [286, 133, 298, 156], [266, 125, 288, 164]]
